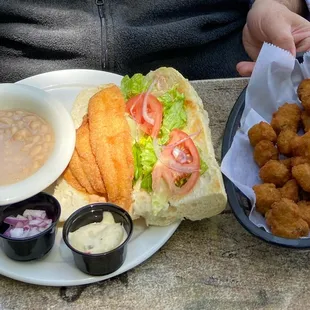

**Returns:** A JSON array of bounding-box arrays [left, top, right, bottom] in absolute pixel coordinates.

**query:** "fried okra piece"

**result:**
[[277, 129, 296, 156], [291, 132, 310, 157], [279, 179, 299, 203], [280, 158, 291, 170], [270, 103, 301, 134], [259, 160, 290, 187], [291, 156, 310, 167], [253, 183, 281, 215], [298, 79, 310, 112], [297, 201, 310, 226], [301, 110, 310, 132], [248, 122, 277, 147], [253, 140, 278, 167], [292, 163, 310, 192], [266, 198, 309, 239]]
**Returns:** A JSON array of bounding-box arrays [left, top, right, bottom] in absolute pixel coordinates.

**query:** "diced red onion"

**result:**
[[2, 209, 52, 239], [4, 216, 28, 226], [23, 209, 46, 219], [15, 222, 24, 228], [10, 227, 24, 238]]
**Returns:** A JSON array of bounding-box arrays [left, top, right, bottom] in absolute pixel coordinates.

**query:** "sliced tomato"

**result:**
[[126, 93, 163, 138], [152, 129, 201, 196]]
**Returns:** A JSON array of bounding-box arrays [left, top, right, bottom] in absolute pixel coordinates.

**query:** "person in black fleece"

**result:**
[[0, 0, 309, 82]]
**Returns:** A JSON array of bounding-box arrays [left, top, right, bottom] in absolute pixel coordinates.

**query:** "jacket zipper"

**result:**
[[96, 0, 108, 70]]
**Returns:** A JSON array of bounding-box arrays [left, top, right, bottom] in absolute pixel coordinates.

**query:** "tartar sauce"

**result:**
[[68, 212, 127, 254]]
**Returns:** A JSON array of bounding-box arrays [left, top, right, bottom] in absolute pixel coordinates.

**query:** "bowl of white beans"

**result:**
[[0, 83, 76, 205]]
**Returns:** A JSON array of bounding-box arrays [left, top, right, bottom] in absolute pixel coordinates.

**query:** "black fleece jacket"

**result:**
[[0, 0, 250, 82]]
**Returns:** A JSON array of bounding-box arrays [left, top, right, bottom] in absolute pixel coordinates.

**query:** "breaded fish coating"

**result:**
[[68, 150, 97, 194], [279, 179, 299, 202], [297, 200, 310, 226], [298, 79, 310, 112], [88, 85, 134, 212], [253, 183, 281, 215], [259, 160, 290, 187], [277, 128, 296, 156], [248, 122, 277, 147], [301, 110, 310, 132], [266, 198, 309, 239], [63, 167, 86, 193], [253, 140, 278, 167], [270, 103, 301, 134], [75, 116, 106, 195], [292, 163, 310, 192]]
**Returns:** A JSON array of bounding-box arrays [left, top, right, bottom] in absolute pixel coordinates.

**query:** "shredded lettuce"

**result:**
[[158, 86, 187, 144], [151, 180, 170, 216], [133, 136, 157, 192], [121, 74, 150, 100], [197, 147, 208, 175], [200, 158, 208, 175]]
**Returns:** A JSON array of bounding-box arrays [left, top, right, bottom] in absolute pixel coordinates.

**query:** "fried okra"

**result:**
[[259, 160, 290, 187], [292, 163, 310, 192], [253, 183, 281, 215], [297, 201, 310, 226], [253, 140, 278, 167], [248, 122, 277, 147], [298, 79, 310, 112], [301, 110, 310, 132], [270, 103, 301, 134], [277, 128, 296, 156], [279, 179, 299, 203], [266, 198, 309, 239]]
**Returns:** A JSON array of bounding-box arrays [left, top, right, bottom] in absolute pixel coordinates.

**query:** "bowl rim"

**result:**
[[221, 86, 310, 249], [0, 83, 76, 205], [62, 203, 133, 257], [0, 192, 61, 242]]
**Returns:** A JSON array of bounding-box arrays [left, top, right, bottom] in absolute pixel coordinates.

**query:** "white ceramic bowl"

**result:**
[[0, 83, 76, 205]]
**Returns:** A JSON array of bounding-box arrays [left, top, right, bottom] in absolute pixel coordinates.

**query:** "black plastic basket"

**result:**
[[221, 87, 310, 248]]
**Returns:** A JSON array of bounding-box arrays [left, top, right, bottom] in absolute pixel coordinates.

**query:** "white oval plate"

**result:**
[[0, 69, 180, 287]]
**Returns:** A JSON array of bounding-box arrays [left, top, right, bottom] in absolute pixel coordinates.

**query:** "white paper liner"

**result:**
[[221, 42, 310, 234]]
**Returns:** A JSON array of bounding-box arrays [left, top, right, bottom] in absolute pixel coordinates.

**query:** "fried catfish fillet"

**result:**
[[63, 167, 86, 193], [75, 116, 106, 195], [88, 85, 134, 211], [67, 150, 97, 194]]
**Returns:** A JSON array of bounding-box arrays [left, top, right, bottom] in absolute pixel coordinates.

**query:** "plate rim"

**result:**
[[0, 69, 181, 286]]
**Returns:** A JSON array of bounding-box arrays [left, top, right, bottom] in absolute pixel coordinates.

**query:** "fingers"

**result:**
[[269, 29, 296, 56], [236, 61, 255, 77], [296, 36, 310, 53]]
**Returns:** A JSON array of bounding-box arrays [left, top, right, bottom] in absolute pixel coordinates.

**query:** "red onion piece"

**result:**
[[160, 158, 200, 173], [4, 216, 28, 226], [163, 129, 202, 149], [142, 80, 157, 126], [10, 227, 24, 238], [23, 209, 46, 219], [3, 209, 51, 239], [172, 147, 191, 164]]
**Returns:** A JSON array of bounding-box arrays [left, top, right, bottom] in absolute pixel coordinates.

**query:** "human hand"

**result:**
[[237, 0, 310, 76]]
